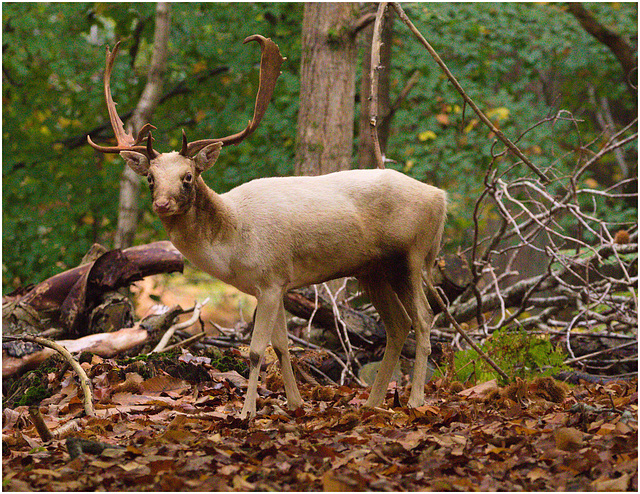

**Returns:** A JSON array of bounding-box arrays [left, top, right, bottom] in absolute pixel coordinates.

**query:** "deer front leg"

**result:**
[[271, 299, 303, 410], [240, 288, 282, 419]]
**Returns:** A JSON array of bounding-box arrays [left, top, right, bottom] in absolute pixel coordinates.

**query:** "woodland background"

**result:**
[[3, 2, 637, 290]]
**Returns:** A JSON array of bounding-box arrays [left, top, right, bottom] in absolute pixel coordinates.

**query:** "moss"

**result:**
[[16, 385, 51, 407]]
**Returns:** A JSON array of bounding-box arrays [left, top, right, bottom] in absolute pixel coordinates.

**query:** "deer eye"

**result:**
[[147, 174, 154, 190], [183, 172, 193, 187]]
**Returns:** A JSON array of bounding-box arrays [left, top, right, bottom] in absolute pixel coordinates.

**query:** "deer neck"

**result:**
[[160, 176, 235, 248]]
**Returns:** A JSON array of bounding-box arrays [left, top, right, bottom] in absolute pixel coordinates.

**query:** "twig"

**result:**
[[288, 331, 367, 388], [29, 406, 53, 442], [427, 285, 510, 382], [369, 2, 389, 169], [563, 340, 637, 365], [322, 281, 361, 385], [151, 298, 209, 353], [3, 335, 94, 416], [162, 331, 206, 353]]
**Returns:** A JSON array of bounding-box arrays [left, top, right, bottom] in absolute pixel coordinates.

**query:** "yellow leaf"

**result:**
[[584, 178, 598, 188], [403, 160, 414, 173], [464, 118, 479, 133], [486, 107, 510, 121], [418, 130, 436, 141]]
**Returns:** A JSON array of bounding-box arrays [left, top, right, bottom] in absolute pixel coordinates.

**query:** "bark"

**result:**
[[114, 2, 171, 249], [295, 2, 359, 175], [358, 7, 393, 169]]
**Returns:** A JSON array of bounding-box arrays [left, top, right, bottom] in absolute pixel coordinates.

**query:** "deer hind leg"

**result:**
[[391, 253, 434, 408], [270, 299, 303, 410], [240, 288, 282, 419], [361, 273, 412, 408]]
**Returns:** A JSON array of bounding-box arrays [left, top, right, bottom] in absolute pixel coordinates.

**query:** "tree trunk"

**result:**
[[114, 3, 171, 249], [295, 2, 359, 176], [358, 9, 393, 169]]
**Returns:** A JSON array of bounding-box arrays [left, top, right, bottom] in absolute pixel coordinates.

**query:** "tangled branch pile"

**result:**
[[438, 115, 637, 377]]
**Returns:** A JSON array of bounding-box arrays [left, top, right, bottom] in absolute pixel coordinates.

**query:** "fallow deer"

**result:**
[[87, 35, 447, 419]]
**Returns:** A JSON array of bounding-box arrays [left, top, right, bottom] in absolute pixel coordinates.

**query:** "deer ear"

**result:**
[[195, 142, 223, 174], [120, 151, 150, 175]]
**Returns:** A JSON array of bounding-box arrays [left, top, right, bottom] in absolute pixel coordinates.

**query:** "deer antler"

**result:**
[[88, 35, 283, 160], [182, 35, 284, 157], [87, 41, 158, 158]]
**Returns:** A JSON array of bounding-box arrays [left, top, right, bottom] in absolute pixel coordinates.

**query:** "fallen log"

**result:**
[[3, 241, 184, 338], [2, 324, 151, 377], [3, 306, 184, 378]]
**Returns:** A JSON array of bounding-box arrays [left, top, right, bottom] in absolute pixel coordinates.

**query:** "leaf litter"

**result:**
[[2, 350, 637, 491]]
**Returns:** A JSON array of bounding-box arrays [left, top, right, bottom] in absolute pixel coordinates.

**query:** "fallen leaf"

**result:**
[[554, 427, 584, 451], [458, 379, 498, 398], [590, 473, 631, 491]]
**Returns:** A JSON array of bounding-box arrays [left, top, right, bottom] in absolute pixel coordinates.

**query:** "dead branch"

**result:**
[[3, 241, 184, 338], [3, 335, 95, 416], [151, 298, 209, 353], [2, 324, 153, 378], [368, 2, 389, 169]]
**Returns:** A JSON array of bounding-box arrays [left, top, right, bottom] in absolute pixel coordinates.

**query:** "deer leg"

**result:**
[[362, 275, 412, 408], [271, 299, 303, 410], [393, 256, 434, 408], [240, 288, 281, 419]]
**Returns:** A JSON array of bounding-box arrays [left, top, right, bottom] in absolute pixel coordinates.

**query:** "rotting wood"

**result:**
[[2, 241, 184, 337]]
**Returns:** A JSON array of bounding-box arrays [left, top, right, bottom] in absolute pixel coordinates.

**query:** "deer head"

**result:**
[[87, 35, 284, 216]]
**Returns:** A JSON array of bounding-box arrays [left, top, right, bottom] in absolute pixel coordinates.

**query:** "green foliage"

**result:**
[[440, 328, 569, 385], [3, 3, 302, 291]]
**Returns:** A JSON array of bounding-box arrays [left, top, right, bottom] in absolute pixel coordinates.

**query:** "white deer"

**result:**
[[88, 35, 447, 419]]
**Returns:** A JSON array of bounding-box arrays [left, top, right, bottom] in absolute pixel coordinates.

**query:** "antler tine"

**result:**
[[87, 41, 155, 158], [184, 35, 284, 157], [179, 129, 189, 156]]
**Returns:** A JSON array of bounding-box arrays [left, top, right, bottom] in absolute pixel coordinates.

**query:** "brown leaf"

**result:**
[[554, 427, 584, 451], [458, 379, 498, 398], [140, 375, 189, 394], [590, 473, 631, 491]]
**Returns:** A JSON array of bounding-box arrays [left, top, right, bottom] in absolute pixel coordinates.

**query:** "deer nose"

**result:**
[[153, 199, 172, 214]]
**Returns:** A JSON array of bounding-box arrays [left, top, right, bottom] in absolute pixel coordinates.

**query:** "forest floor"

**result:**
[[2, 350, 637, 492]]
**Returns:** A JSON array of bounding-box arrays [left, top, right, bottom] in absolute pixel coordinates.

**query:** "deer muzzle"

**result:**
[[153, 198, 174, 215]]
